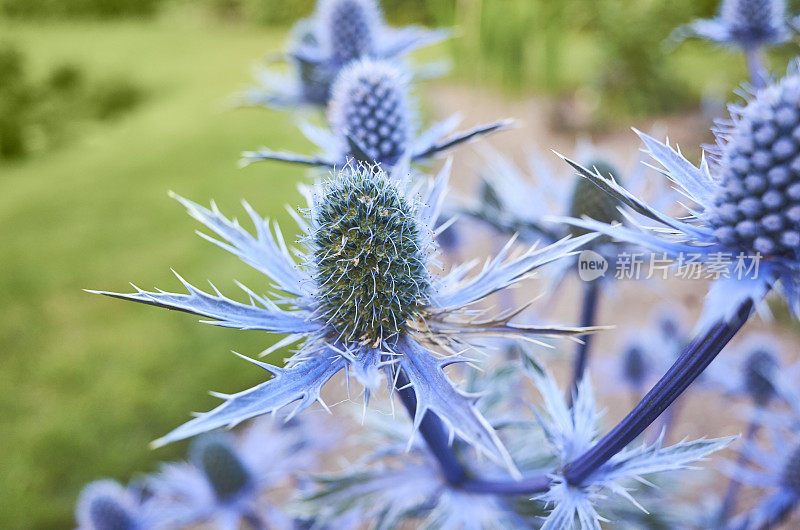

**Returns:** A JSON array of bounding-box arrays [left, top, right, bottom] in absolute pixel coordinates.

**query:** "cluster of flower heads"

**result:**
[[241, 0, 449, 109], [80, 0, 800, 528], [76, 416, 334, 529]]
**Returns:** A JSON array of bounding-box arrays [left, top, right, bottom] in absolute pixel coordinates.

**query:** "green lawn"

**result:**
[[0, 18, 314, 528]]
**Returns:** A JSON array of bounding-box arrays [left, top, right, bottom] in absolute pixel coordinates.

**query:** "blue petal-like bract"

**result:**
[[152, 350, 346, 447], [396, 337, 519, 476], [171, 194, 308, 297], [89, 275, 318, 334]]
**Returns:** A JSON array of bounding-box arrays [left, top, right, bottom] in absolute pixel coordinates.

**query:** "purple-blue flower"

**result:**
[[76, 480, 163, 530], [725, 420, 800, 528], [559, 69, 800, 329], [242, 59, 510, 169], [90, 161, 597, 475], [241, 0, 449, 109], [677, 0, 793, 49], [147, 416, 331, 530], [528, 368, 734, 529]]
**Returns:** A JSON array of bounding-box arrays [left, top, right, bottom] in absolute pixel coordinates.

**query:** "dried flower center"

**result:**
[[89, 496, 137, 530], [707, 75, 800, 260], [329, 60, 410, 166], [313, 167, 429, 343], [197, 440, 251, 501]]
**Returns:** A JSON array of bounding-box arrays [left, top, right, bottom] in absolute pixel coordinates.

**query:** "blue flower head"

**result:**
[[462, 143, 674, 290], [149, 416, 332, 528], [241, 0, 449, 109], [91, 161, 597, 475], [243, 59, 510, 169], [529, 369, 734, 529], [327, 59, 412, 169], [317, 0, 380, 67], [726, 421, 800, 528], [560, 68, 800, 328], [701, 334, 798, 408], [677, 0, 793, 49], [76, 480, 157, 530]]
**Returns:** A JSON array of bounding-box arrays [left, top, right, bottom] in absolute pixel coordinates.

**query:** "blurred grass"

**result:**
[[0, 18, 310, 528]]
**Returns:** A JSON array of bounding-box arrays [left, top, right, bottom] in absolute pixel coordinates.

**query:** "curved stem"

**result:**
[[394, 369, 468, 486], [394, 368, 552, 495], [569, 280, 600, 403], [563, 300, 754, 486]]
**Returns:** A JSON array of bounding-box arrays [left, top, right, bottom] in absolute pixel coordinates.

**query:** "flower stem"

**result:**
[[394, 369, 469, 485], [563, 300, 754, 486], [717, 411, 761, 524], [569, 280, 600, 403], [460, 475, 552, 495], [745, 45, 767, 89], [395, 368, 553, 495]]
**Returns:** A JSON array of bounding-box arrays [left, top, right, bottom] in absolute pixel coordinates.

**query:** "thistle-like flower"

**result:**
[[460, 144, 672, 290], [599, 307, 687, 396], [90, 161, 596, 474], [76, 480, 161, 530], [241, 0, 449, 109], [148, 417, 328, 529], [702, 334, 789, 409], [726, 422, 800, 528], [242, 59, 509, 169], [529, 369, 734, 529], [676, 0, 793, 49], [300, 401, 543, 529], [560, 69, 800, 328]]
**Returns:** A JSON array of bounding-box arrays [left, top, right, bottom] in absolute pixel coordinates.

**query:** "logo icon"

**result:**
[[577, 250, 608, 282]]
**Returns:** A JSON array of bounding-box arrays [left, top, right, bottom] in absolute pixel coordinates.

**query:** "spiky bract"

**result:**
[[312, 165, 429, 343], [568, 160, 624, 237], [329, 60, 411, 166]]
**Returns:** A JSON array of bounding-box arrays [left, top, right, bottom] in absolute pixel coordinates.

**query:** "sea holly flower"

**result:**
[[303, 452, 536, 529], [528, 368, 734, 529], [241, 0, 449, 109], [598, 306, 688, 397], [148, 418, 329, 530], [242, 59, 509, 169], [460, 143, 672, 290], [76, 480, 163, 530], [90, 161, 597, 475], [702, 334, 789, 406], [725, 421, 800, 528], [559, 71, 800, 328], [676, 0, 794, 50], [299, 402, 545, 529]]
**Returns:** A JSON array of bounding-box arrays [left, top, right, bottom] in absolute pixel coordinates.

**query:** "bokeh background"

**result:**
[[3, 0, 800, 527]]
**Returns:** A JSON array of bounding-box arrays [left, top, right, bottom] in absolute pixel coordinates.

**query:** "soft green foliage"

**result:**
[[313, 168, 430, 342], [0, 19, 304, 528], [0, 42, 142, 161]]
